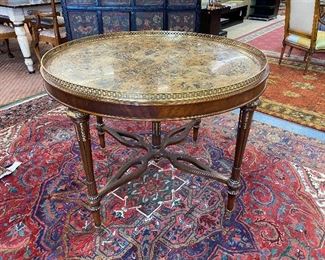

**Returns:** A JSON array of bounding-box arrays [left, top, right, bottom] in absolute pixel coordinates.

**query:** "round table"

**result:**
[[41, 31, 269, 228]]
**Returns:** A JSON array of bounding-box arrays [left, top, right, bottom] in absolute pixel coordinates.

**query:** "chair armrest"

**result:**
[[27, 11, 61, 29], [27, 10, 60, 17], [320, 9, 325, 26]]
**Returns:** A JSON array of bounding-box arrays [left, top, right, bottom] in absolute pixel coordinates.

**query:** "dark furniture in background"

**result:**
[[200, 3, 247, 36], [200, 4, 248, 37], [249, 0, 280, 20], [200, 5, 230, 36], [61, 0, 201, 40], [222, 4, 248, 28]]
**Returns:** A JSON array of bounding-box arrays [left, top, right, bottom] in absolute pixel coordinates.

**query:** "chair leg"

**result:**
[[287, 46, 293, 57], [31, 27, 42, 64], [193, 118, 201, 142], [33, 41, 42, 64], [304, 52, 312, 74], [303, 52, 308, 61], [25, 20, 33, 36], [96, 116, 105, 148], [0, 41, 4, 54], [279, 43, 286, 65], [4, 39, 14, 58], [32, 38, 42, 64]]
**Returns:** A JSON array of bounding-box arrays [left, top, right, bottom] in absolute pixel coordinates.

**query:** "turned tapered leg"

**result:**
[[226, 100, 259, 212], [304, 51, 312, 74], [67, 110, 101, 227], [5, 39, 14, 58], [193, 118, 201, 142], [96, 116, 105, 148], [152, 121, 161, 162], [279, 43, 286, 65], [11, 16, 34, 72], [303, 52, 308, 61], [152, 121, 161, 149], [287, 46, 293, 57]]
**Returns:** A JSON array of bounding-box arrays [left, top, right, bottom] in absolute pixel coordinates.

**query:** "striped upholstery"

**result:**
[[286, 31, 325, 50], [39, 15, 64, 27], [0, 24, 15, 34], [57, 16, 65, 25], [39, 27, 66, 38]]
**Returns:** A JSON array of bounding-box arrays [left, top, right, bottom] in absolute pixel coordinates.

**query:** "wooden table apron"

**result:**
[[43, 80, 267, 120], [0, 0, 60, 73], [41, 31, 269, 228]]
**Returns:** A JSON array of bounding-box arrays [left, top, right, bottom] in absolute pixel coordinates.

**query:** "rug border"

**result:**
[[236, 19, 284, 42], [0, 92, 47, 111], [259, 98, 325, 132]]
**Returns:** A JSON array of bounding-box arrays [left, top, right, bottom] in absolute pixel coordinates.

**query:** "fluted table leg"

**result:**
[[96, 116, 105, 148], [68, 110, 102, 228], [152, 121, 161, 162], [193, 118, 201, 142], [226, 99, 259, 212]]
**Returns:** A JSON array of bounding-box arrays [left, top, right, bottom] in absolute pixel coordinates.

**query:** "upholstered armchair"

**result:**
[[279, 0, 325, 73]]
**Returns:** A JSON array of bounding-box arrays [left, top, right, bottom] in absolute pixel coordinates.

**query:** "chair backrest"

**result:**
[[61, 0, 201, 40], [285, 0, 320, 40], [50, 0, 61, 44]]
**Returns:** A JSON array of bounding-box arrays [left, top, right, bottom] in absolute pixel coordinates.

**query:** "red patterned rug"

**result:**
[[0, 96, 324, 259], [259, 57, 325, 131], [238, 23, 325, 131]]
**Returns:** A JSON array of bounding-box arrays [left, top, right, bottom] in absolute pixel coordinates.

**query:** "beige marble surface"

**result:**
[[42, 31, 267, 104]]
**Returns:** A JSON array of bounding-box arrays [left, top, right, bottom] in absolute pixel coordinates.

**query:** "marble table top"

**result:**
[[41, 31, 268, 105]]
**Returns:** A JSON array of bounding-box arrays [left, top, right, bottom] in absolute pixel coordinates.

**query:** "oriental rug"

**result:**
[[259, 57, 325, 131], [0, 97, 324, 259], [237, 23, 325, 131]]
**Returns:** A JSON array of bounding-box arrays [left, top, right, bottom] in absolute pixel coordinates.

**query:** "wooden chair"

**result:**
[[0, 16, 15, 58], [26, 10, 64, 35], [279, 0, 325, 73], [30, 0, 66, 64], [320, 3, 325, 30]]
